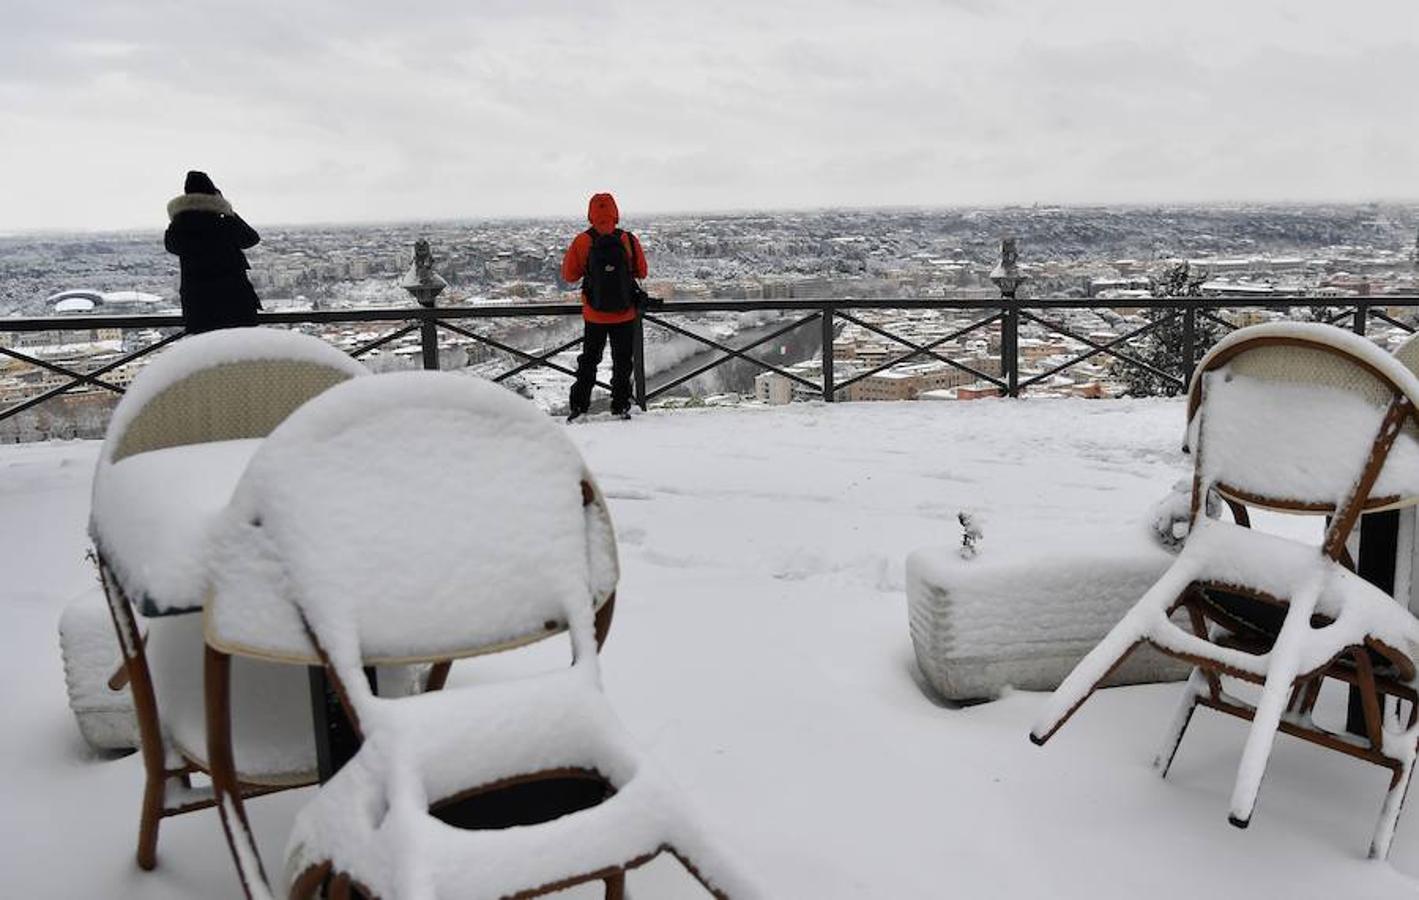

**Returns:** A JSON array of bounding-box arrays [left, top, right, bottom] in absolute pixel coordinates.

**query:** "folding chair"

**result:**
[[202, 371, 757, 900], [1030, 322, 1419, 858], [90, 327, 367, 869]]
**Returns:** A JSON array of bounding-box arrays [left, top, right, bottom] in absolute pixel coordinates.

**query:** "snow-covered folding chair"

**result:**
[[1030, 322, 1419, 858], [202, 371, 757, 900], [90, 327, 367, 870]]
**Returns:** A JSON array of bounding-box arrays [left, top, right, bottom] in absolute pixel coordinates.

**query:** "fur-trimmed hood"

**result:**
[[167, 193, 233, 220]]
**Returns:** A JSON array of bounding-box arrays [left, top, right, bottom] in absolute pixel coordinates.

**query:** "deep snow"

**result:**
[[3, 398, 1418, 898]]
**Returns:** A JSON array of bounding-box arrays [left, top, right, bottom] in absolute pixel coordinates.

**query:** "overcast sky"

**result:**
[[2, 0, 1417, 232]]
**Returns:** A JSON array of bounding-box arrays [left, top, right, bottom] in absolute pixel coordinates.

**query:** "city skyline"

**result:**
[[3, 0, 1418, 232]]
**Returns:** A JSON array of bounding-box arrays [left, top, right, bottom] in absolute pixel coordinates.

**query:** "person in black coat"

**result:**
[[164, 171, 262, 334]]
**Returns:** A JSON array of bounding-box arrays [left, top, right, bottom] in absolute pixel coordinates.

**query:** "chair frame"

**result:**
[[204, 478, 668, 900], [1032, 328, 1419, 858], [90, 331, 365, 870], [97, 555, 314, 871]]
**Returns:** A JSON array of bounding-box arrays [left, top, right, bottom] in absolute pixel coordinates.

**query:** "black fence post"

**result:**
[[420, 315, 439, 370], [1004, 300, 1019, 397], [633, 308, 648, 411], [988, 235, 1026, 398], [1353, 303, 1369, 336], [821, 304, 835, 402], [1182, 304, 1197, 387]]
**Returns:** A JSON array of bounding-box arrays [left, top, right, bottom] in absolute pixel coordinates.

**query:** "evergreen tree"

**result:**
[[1299, 304, 1339, 325], [1112, 262, 1223, 397]]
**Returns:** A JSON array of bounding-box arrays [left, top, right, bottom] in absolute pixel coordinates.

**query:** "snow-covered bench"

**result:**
[[59, 586, 141, 751], [906, 521, 1190, 703]]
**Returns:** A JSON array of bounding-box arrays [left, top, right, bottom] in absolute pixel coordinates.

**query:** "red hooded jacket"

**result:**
[[561, 192, 647, 325]]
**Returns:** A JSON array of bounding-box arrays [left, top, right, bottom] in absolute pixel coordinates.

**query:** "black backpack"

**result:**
[[583, 228, 637, 313]]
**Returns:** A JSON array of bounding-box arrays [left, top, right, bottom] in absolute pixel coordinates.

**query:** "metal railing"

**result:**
[[2, 296, 1416, 434]]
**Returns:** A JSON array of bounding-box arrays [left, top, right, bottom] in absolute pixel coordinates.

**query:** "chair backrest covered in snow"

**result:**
[[103, 328, 367, 464], [1186, 322, 1419, 515], [205, 371, 619, 670]]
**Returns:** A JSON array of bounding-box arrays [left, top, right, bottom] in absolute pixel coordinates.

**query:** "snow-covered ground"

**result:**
[[3, 398, 1417, 898]]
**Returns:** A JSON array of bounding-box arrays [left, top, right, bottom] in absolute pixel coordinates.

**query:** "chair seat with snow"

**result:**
[[201, 371, 757, 900], [89, 328, 367, 869], [1030, 322, 1419, 859]]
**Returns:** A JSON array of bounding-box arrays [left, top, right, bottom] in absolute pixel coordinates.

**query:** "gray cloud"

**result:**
[[2, 0, 1416, 231]]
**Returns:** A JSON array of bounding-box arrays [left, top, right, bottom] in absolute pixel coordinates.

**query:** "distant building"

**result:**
[[1323, 276, 1372, 297], [1199, 281, 1275, 298], [1088, 277, 1151, 298], [954, 385, 1000, 401], [46, 289, 171, 315], [846, 357, 1000, 402], [754, 372, 794, 406]]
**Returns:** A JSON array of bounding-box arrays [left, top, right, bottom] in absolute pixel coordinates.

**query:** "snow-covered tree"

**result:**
[[1112, 262, 1223, 397]]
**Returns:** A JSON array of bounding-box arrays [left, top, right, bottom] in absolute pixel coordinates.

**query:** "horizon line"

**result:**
[[4, 197, 1419, 240]]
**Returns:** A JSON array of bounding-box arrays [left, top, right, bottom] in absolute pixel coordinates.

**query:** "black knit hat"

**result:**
[[184, 170, 220, 195]]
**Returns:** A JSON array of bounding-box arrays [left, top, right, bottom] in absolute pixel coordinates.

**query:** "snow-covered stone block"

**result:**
[[58, 586, 139, 751], [906, 531, 1190, 702]]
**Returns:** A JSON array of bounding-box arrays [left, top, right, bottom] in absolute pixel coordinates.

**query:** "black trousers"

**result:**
[[569, 319, 635, 414]]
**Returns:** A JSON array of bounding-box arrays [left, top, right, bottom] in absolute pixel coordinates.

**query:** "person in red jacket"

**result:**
[[562, 192, 648, 421]]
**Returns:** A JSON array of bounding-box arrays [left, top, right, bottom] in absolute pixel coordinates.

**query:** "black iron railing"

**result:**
[[2, 296, 1416, 434]]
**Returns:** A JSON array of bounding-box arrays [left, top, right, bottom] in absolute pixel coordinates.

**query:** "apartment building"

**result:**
[[846, 357, 1001, 402]]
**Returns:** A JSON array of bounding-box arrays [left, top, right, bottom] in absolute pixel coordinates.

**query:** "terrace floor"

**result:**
[[2, 398, 1416, 898]]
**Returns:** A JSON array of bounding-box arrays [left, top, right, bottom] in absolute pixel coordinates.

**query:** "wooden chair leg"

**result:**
[[1156, 668, 1208, 778], [206, 645, 271, 899], [1353, 648, 1385, 752], [136, 773, 164, 870], [603, 872, 626, 900], [1227, 651, 1302, 828], [1030, 638, 1146, 746], [288, 863, 332, 900], [425, 661, 452, 692], [1298, 677, 1323, 718], [1371, 753, 1417, 860], [98, 558, 170, 871], [594, 594, 617, 651], [330, 873, 353, 900], [1182, 601, 1223, 701]]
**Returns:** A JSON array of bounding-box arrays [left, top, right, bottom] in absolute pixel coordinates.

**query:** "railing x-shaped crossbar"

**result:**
[[1019, 309, 1185, 393], [640, 310, 824, 402], [832, 310, 1006, 393], [0, 330, 185, 419], [434, 318, 611, 393], [341, 322, 421, 362]]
